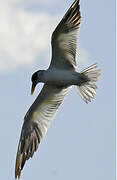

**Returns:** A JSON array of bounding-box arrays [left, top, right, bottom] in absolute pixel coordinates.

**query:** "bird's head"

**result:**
[[31, 70, 45, 94]]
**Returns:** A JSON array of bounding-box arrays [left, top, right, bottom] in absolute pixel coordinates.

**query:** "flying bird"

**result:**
[[15, 0, 101, 178]]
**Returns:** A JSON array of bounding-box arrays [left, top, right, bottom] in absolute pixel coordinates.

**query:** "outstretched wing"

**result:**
[[15, 85, 70, 179], [50, 0, 81, 70]]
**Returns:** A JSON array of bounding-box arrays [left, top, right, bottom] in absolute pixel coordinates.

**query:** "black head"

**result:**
[[31, 70, 44, 94], [31, 70, 45, 82], [31, 71, 38, 82]]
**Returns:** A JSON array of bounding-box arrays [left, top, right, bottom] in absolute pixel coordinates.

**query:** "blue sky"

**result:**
[[0, 0, 115, 180]]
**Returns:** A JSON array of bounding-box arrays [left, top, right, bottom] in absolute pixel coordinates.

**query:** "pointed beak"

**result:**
[[31, 82, 36, 95]]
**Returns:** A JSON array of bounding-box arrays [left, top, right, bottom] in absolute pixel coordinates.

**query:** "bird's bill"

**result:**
[[31, 82, 36, 95]]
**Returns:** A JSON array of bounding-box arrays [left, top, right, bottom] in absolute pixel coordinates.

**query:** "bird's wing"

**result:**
[[15, 85, 70, 179], [50, 0, 81, 70]]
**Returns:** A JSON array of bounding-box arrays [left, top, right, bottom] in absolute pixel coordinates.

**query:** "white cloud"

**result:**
[[0, 0, 92, 73], [19, 0, 55, 6], [0, 1, 58, 72]]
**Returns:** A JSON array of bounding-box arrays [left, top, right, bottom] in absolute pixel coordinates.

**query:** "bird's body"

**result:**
[[37, 68, 87, 86], [15, 0, 101, 178]]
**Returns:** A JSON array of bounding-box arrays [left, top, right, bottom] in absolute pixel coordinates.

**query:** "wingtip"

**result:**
[[15, 153, 22, 179], [15, 121, 42, 178], [15, 168, 21, 179], [72, 0, 80, 8], [15, 170, 21, 179], [15, 141, 24, 179]]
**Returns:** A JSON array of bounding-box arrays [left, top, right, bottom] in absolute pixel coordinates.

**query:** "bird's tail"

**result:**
[[77, 63, 101, 103]]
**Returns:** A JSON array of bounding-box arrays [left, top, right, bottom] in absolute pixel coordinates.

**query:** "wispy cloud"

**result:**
[[0, 0, 92, 73], [0, 1, 58, 72]]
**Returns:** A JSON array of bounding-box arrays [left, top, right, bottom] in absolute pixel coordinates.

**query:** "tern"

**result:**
[[15, 0, 101, 178]]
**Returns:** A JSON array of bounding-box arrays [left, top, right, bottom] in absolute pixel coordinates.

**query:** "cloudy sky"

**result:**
[[0, 0, 115, 180]]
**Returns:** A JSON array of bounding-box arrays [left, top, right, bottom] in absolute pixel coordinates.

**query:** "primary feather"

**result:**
[[15, 85, 70, 178]]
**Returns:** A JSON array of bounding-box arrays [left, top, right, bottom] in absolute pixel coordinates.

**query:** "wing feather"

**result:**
[[15, 85, 70, 178], [50, 0, 81, 69]]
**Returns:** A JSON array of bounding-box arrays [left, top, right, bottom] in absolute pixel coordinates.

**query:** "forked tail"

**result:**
[[77, 63, 101, 103]]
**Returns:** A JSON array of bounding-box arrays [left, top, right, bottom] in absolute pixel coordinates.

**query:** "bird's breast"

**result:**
[[44, 69, 79, 86]]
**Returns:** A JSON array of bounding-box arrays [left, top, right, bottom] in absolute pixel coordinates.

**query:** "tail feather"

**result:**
[[80, 63, 98, 73], [77, 63, 101, 103]]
